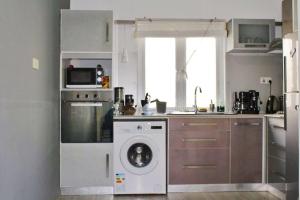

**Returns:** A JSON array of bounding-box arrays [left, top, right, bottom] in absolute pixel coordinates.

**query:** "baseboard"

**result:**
[[266, 185, 286, 200], [60, 186, 113, 195], [168, 183, 268, 193]]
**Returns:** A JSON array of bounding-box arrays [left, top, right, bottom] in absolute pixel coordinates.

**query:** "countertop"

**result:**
[[114, 113, 266, 120], [264, 114, 284, 118]]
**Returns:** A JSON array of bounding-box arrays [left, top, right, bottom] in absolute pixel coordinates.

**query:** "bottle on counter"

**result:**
[[96, 64, 104, 87]]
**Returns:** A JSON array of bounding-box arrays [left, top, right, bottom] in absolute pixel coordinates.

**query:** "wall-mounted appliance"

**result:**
[[61, 91, 113, 143], [66, 65, 104, 88], [227, 18, 275, 53]]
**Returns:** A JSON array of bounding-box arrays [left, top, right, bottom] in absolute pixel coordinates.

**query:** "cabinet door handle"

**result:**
[[273, 125, 285, 130], [182, 165, 217, 169], [233, 122, 260, 126], [182, 138, 217, 142], [105, 22, 109, 42], [182, 122, 217, 127], [106, 153, 109, 178], [290, 48, 296, 58]]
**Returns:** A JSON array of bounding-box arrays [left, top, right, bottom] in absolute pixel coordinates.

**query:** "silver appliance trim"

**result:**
[[60, 186, 113, 195], [168, 183, 268, 193], [70, 102, 103, 107], [66, 85, 101, 88]]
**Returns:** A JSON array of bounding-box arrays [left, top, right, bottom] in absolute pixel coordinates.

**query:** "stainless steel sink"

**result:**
[[167, 111, 237, 115]]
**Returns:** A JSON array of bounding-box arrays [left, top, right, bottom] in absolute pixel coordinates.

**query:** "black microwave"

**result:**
[[66, 66, 103, 88]]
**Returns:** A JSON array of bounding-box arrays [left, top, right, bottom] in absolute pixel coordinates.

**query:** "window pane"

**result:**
[[145, 38, 176, 107], [186, 38, 216, 108]]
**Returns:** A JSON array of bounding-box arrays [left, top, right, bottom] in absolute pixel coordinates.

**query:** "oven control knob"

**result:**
[[97, 77, 102, 82], [97, 71, 102, 76], [137, 125, 142, 130], [76, 94, 80, 98], [85, 94, 89, 98], [94, 94, 98, 98]]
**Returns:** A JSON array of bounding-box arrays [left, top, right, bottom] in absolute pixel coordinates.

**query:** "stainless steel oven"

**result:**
[[61, 91, 113, 143]]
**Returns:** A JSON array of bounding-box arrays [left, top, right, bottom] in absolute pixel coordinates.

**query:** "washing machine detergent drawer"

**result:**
[[113, 121, 167, 194]]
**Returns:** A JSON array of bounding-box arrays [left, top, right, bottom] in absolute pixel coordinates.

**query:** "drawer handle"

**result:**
[[183, 165, 217, 169], [182, 138, 217, 142], [233, 122, 260, 126], [182, 123, 217, 127], [273, 125, 285, 130], [271, 171, 286, 181]]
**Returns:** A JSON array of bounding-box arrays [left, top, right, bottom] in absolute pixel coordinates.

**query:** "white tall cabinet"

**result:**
[[61, 10, 113, 52], [60, 10, 114, 195]]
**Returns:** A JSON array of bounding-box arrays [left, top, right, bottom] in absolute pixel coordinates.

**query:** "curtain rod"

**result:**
[[114, 18, 226, 24]]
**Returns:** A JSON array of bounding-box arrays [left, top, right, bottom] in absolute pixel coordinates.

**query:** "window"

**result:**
[[144, 37, 217, 109]]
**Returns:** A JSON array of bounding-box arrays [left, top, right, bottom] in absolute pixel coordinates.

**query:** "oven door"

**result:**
[[61, 101, 113, 143], [66, 68, 97, 87]]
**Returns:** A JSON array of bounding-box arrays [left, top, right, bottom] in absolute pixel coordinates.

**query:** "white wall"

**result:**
[[71, 0, 283, 111], [71, 0, 282, 21], [226, 54, 283, 113]]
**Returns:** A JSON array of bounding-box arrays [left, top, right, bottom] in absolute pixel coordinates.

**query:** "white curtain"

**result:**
[[135, 19, 227, 38]]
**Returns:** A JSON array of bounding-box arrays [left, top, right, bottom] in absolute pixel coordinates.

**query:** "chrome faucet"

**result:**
[[194, 86, 202, 114]]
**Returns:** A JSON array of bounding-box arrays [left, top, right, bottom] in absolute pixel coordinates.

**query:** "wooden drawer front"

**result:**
[[268, 118, 286, 160], [169, 118, 229, 132], [230, 118, 262, 183], [268, 118, 285, 140], [268, 156, 286, 183], [169, 129, 229, 148], [169, 149, 229, 184]]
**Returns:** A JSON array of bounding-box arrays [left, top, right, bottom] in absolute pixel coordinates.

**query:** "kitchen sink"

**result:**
[[167, 111, 237, 115]]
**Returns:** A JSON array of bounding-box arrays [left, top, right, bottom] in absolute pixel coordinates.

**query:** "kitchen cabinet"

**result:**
[[266, 117, 286, 193], [61, 10, 113, 52], [282, 0, 298, 36], [227, 19, 275, 53], [169, 118, 230, 184], [230, 118, 263, 183], [60, 143, 112, 188]]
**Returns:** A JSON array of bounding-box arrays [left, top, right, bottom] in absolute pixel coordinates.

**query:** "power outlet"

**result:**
[[260, 77, 272, 84], [32, 57, 39, 70]]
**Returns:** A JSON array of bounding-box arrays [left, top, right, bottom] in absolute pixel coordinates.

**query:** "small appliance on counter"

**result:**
[[232, 90, 261, 114], [266, 80, 278, 114], [65, 64, 110, 89], [123, 94, 136, 115], [141, 93, 152, 115], [114, 87, 124, 115]]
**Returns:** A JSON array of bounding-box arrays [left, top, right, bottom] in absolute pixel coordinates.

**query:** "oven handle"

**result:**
[[70, 102, 103, 107]]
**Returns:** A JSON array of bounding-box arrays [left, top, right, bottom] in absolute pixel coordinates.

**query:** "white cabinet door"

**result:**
[[60, 143, 112, 187], [61, 10, 113, 52]]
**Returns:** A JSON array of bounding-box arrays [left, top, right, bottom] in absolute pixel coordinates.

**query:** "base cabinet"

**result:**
[[169, 117, 263, 185], [169, 118, 230, 184], [230, 118, 263, 183], [60, 143, 112, 187]]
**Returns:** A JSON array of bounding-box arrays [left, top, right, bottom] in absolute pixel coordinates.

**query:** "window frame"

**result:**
[[137, 36, 226, 111]]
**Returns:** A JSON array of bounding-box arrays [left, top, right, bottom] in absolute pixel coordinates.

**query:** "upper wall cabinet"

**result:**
[[282, 0, 298, 36], [61, 10, 113, 52], [227, 19, 275, 53]]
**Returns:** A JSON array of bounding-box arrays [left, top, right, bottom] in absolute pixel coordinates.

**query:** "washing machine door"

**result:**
[[120, 136, 159, 175]]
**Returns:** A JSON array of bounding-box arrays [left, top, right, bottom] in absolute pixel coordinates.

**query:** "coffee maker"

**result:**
[[233, 90, 261, 114]]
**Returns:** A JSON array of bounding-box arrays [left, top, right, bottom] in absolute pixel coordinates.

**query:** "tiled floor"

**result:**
[[58, 192, 279, 200]]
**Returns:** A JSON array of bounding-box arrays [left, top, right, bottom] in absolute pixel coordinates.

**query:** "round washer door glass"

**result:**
[[127, 143, 152, 168], [120, 137, 159, 175]]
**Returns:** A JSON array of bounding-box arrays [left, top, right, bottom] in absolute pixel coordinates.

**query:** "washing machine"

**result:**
[[113, 120, 166, 194]]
